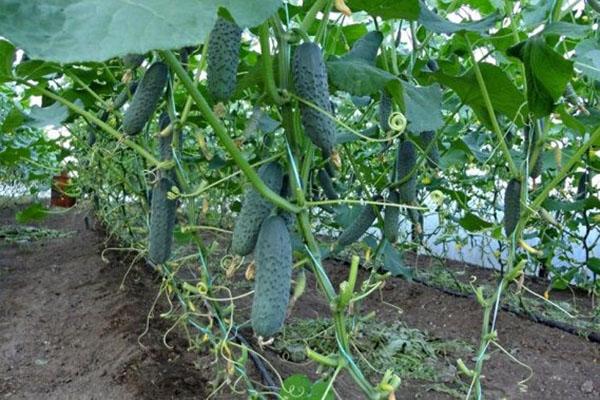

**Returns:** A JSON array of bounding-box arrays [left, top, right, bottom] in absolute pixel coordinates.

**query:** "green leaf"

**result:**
[[327, 59, 396, 96], [1, 107, 25, 133], [383, 241, 412, 278], [15, 203, 49, 223], [25, 102, 70, 129], [542, 22, 591, 39], [280, 374, 334, 400], [587, 258, 600, 275], [432, 63, 526, 128], [419, 5, 500, 34], [347, 0, 420, 21], [0, 0, 282, 63], [507, 37, 573, 118], [0, 39, 15, 82], [402, 82, 443, 133], [458, 212, 493, 232], [542, 196, 600, 212], [573, 38, 600, 81]]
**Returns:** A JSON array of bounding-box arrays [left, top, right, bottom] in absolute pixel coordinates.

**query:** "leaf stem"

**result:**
[[465, 35, 519, 178]]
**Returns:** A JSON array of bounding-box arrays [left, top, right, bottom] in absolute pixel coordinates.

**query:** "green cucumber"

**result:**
[[122, 53, 145, 69], [292, 42, 337, 155], [396, 140, 417, 203], [251, 215, 293, 337], [337, 201, 380, 248], [503, 179, 521, 236], [231, 162, 284, 256], [317, 169, 338, 200], [383, 190, 400, 243], [122, 62, 168, 135], [207, 17, 242, 102], [379, 91, 392, 133]]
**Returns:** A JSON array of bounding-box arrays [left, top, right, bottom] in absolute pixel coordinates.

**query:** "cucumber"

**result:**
[[113, 81, 138, 110], [503, 179, 521, 236], [122, 53, 144, 69], [148, 175, 177, 264], [379, 91, 392, 132], [122, 62, 168, 135], [231, 162, 284, 256], [383, 190, 400, 243], [576, 172, 588, 200], [420, 131, 439, 168], [317, 169, 338, 200], [207, 17, 242, 102], [292, 42, 337, 155], [337, 202, 380, 248], [343, 31, 383, 64], [524, 122, 543, 178], [396, 140, 417, 203], [251, 215, 292, 337]]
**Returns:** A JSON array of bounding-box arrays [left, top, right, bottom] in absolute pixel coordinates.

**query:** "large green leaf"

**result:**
[[418, 4, 500, 34], [573, 38, 600, 81], [402, 82, 443, 133], [26, 102, 70, 129], [327, 59, 396, 96], [0, 0, 282, 63], [542, 22, 591, 39], [15, 203, 49, 223], [432, 63, 527, 128], [347, 0, 420, 21], [0, 39, 15, 81], [507, 37, 573, 118], [458, 212, 493, 232]]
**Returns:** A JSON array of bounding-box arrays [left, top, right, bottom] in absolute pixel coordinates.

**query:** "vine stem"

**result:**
[[160, 50, 301, 214], [465, 35, 519, 178], [18, 79, 161, 167], [259, 22, 285, 104]]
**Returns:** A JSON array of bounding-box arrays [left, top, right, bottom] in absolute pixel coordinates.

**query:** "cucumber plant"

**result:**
[[2, 1, 600, 399]]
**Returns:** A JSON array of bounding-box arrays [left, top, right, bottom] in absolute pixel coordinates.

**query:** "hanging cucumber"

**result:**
[[396, 140, 417, 203], [231, 162, 284, 256], [292, 42, 337, 155], [207, 17, 242, 102], [251, 215, 293, 337], [503, 179, 521, 236], [122, 62, 168, 135]]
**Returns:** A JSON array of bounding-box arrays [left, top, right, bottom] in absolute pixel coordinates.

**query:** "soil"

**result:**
[[1, 206, 599, 399]]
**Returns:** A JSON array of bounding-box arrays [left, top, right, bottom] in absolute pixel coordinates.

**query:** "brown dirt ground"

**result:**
[[1, 206, 599, 399]]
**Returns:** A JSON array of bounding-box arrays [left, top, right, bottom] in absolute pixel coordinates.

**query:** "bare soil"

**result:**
[[1, 206, 598, 399]]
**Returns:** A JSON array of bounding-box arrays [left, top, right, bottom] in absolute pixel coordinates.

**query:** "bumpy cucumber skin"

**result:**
[[292, 42, 336, 155], [503, 179, 521, 236], [524, 123, 543, 178], [231, 162, 284, 256], [278, 176, 296, 231], [123, 62, 168, 135], [317, 169, 338, 200], [148, 118, 177, 264], [207, 17, 242, 102], [384, 190, 400, 243], [379, 91, 392, 132], [576, 172, 588, 200], [251, 215, 293, 337], [344, 31, 383, 64], [122, 53, 145, 69], [113, 81, 138, 110], [397, 140, 417, 203], [148, 175, 177, 264], [337, 203, 379, 247], [420, 131, 440, 167]]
